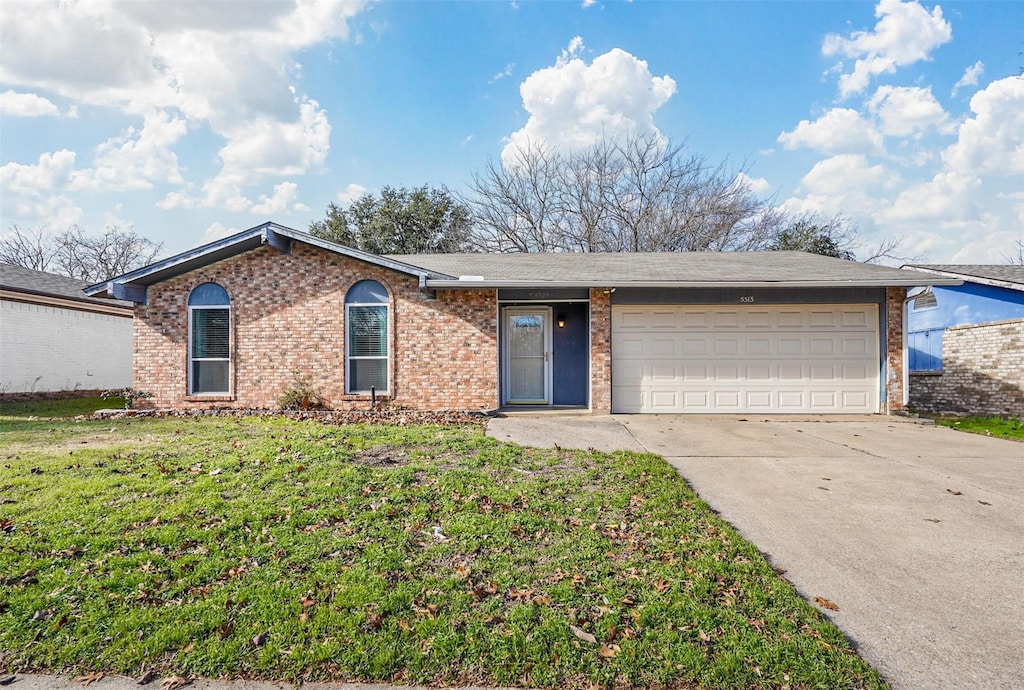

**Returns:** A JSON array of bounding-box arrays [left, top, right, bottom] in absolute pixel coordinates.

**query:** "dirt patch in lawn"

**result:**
[[353, 445, 413, 467]]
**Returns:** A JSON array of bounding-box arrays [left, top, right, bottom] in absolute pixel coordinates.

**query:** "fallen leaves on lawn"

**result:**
[[252, 632, 267, 647], [300, 595, 316, 608], [76, 672, 104, 686], [814, 596, 839, 611], [569, 624, 597, 644], [159, 676, 191, 690], [598, 644, 621, 658]]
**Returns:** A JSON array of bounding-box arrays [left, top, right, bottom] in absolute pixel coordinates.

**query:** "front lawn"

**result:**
[[933, 415, 1024, 441], [0, 413, 885, 689]]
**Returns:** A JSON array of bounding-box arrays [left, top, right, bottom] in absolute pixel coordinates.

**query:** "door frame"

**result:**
[[502, 306, 553, 405]]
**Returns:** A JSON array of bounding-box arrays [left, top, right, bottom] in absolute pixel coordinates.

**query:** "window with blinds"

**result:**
[[345, 280, 389, 394], [188, 283, 231, 395]]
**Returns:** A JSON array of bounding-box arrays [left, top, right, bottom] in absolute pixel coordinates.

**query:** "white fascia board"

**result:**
[[901, 267, 1022, 292], [425, 278, 964, 289]]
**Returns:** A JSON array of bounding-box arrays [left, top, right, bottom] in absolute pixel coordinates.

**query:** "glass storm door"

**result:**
[[505, 308, 551, 404]]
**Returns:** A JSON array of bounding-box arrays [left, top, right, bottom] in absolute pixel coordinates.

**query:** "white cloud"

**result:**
[[89, 111, 188, 190], [251, 181, 308, 215], [867, 85, 949, 136], [202, 222, 240, 244], [503, 38, 676, 164], [777, 108, 884, 154], [0, 0, 368, 214], [0, 90, 59, 117], [943, 76, 1024, 177], [951, 60, 984, 97], [489, 63, 515, 84], [735, 172, 771, 195], [0, 150, 78, 193], [883, 170, 981, 222], [338, 183, 368, 204], [156, 191, 196, 211], [0, 150, 85, 227], [217, 99, 331, 183], [582, 0, 598, 7], [822, 0, 952, 98]]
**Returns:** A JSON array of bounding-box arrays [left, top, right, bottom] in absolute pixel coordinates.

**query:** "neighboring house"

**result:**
[[85, 222, 956, 415], [903, 264, 1024, 417], [1, 263, 134, 393]]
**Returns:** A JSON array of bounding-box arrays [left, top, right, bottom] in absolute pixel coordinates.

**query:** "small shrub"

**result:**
[[101, 387, 154, 410], [278, 371, 326, 410]]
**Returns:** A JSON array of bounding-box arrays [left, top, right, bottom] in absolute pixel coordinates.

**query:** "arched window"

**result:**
[[188, 282, 231, 395], [345, 280, 389, 394]]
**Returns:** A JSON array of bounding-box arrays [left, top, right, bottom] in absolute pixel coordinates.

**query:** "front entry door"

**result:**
[[505, 307, 551, 404]]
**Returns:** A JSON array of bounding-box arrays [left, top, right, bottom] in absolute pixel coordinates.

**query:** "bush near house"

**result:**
[[0, 411, 886, 689]]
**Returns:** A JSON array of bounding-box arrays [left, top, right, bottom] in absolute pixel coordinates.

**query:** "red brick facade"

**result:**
[[589, 289, 612, 412], [885, 287, 906, 413], [134, 243, 498, 410]]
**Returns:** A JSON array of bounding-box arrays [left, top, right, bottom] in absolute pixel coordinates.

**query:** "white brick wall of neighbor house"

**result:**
[[909, 318, 1024, 418], [1, 300, 133, 393]]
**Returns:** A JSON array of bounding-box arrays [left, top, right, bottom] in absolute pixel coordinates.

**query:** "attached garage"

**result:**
[[612, 303, 880, 414]]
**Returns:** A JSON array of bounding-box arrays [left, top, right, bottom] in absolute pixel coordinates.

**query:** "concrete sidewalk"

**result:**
[[487, 413, 1024, 690]]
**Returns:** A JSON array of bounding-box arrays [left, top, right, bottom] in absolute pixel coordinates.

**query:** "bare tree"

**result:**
[[466, 131, 785, 253], [0, 224, 58, 271], [1004, 238, 1024, 265], [0, 224, 162, 282]]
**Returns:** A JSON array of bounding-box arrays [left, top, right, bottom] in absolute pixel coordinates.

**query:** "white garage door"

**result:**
[[612, 304, 880, 413]]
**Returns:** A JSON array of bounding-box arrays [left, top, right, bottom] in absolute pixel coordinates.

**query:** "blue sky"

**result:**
[[1, 0, 1022, 263]]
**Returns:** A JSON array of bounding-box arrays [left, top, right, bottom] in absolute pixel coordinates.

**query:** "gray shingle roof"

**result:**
[[388, 251, 956, 287], [1, 263, 132, 307], [904, 264, 1024, 290]]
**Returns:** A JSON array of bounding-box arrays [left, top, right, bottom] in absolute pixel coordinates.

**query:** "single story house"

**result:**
[[86, 222, 957, 415], [1, 263, 133, 393], [901, 264, 1024, 417]]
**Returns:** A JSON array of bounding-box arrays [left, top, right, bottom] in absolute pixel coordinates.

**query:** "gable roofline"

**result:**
[[84, 222, 455, 302], [902, 265, 1024, 293]]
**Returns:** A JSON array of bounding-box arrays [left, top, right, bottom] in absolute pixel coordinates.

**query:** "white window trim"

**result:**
[[188, 303, 232, 396], [345, 302, 390, 395]]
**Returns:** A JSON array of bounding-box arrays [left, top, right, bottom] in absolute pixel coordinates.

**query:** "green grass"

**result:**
[[933, 415, 1024, 441], [0, 414, 886, 689], [0, 395, 123, 419]]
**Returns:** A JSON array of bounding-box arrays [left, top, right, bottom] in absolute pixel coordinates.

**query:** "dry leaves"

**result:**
[[814, 596, 839, 611], [159, 676, 191, 690], [76, 673, 104, 686], [598, 644, 621, 658], [569, 624, 597, 644]]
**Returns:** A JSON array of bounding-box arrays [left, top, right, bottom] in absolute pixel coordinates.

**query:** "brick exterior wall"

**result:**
[[589, 289, 612, 413], [133, 243, 498, 410], [909, 318, 1024, 418], [885, 287, 905, 413]]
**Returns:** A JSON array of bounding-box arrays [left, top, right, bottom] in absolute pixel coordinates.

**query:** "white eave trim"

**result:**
[[425, 277, 964, 289], [901, 266, 1022, 292]]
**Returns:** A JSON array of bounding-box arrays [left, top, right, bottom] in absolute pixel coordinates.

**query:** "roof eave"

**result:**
[[425, 277, 964, 289], [84, 222, 456, 300], [901, 266, 1022, 292]]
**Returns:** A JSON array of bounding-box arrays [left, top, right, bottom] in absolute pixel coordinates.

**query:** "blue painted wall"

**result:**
[[552, 302, 589, 406], [908, 282, 1024, 371]]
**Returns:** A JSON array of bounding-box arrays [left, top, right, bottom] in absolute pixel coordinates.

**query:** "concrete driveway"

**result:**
[[487, 414, 1024, 690]]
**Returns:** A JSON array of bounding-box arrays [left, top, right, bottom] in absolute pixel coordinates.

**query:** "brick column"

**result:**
[[885, 287, 906, 413], [589, 288, 612, 413]]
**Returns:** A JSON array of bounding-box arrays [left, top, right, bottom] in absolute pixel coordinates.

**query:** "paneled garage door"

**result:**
[[612, 304, 880, 413]]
